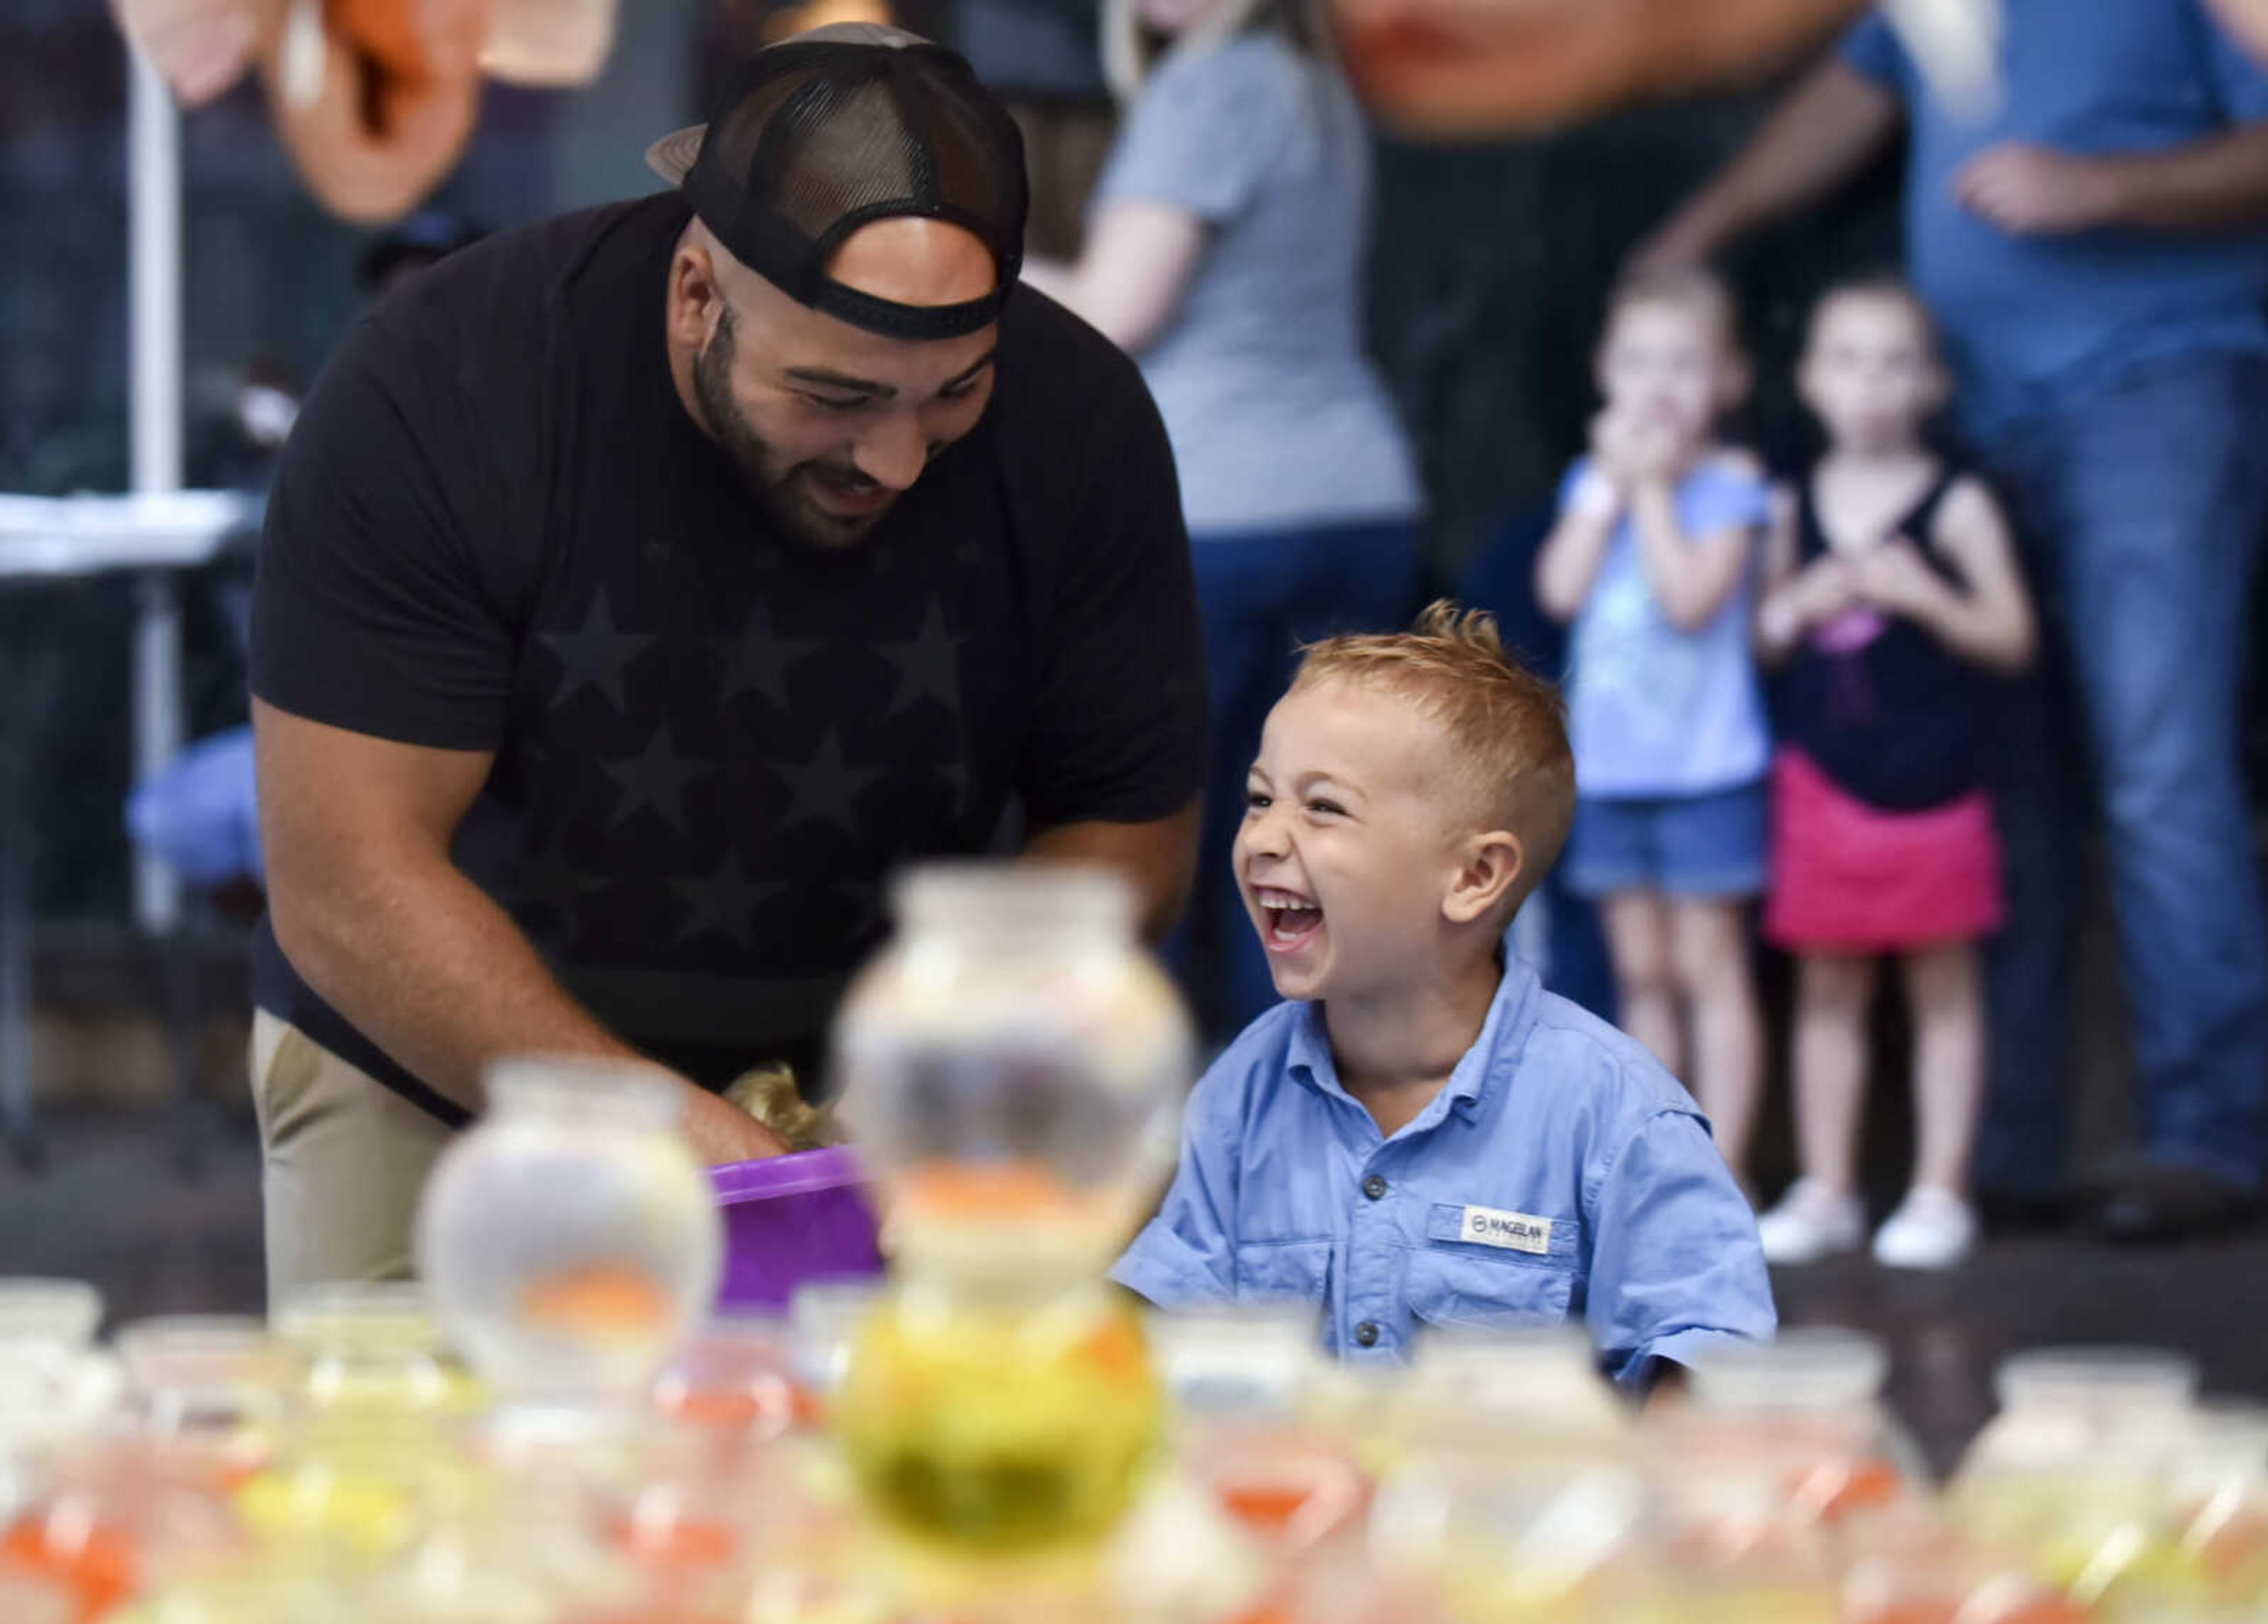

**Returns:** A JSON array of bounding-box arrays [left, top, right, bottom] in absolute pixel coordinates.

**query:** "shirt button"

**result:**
[[1354, 1321, 1380, 1348], [1362, 1174, 1388, 1202]]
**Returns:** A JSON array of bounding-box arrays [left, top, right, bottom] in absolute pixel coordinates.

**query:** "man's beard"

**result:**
[[693, 304, 895, 549]]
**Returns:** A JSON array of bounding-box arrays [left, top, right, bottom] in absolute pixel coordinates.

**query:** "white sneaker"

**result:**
[[1872, 1187, 1979, 1270], [1756, 1179, 1866, 1266]]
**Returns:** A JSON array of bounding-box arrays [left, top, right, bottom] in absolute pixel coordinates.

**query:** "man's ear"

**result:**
[[667, 238, 724, 351], [1444, 829, 1524, 926]]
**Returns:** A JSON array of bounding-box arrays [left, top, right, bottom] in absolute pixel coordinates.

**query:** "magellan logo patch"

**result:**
[[1459, 1205, 1553, 1254]]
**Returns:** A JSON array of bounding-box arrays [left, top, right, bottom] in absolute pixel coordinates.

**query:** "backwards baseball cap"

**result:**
[[646, 24, 1028, 342]]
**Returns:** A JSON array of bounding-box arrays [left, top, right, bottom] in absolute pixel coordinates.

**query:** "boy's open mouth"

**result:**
[[1254, 886, 1325, 953]]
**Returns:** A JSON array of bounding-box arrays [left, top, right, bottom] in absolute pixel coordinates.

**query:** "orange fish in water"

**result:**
[[1, 1515, 142, 1624], [518, 1263, 674, 1342]]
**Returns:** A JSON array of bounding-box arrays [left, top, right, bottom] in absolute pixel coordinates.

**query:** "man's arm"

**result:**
[[1634, 55, 1904, 267], [256, 700, 787, 1161], [1955, 123, 2268, 235], [1024, 799, 1202, 942]]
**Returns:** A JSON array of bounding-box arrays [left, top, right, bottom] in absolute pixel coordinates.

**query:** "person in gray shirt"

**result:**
[[1028, 0, 1424, 1036]]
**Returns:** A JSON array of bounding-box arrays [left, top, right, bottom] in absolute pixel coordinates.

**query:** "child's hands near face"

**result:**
[[1854, 537, 1947, 619], [1589, 407, 1644, 485], [1619, 413, 1692, 486], [1795, 556, 1860, 627]]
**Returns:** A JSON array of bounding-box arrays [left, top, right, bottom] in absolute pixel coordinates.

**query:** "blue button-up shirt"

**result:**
[[1841, 1, 2268, 433], [1112, 955, 1775, 1386]]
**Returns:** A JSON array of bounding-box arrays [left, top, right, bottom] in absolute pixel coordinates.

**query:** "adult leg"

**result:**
[[1670, 898, 1765, 1176], [1601, 890, 1682, 1078], [1790, 952, 1878, 1197], [1902, 942, 1986, 1199], [1966, 426, 2085, 1204], [249, 1011, 452, 1312], [2051, 357, 2268, 1200]]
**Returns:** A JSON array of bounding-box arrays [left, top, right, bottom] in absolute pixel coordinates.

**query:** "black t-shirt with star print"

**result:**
[[250, 193, 1206, 1125]]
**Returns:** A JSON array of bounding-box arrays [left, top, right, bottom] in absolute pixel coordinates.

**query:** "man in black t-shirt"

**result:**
[[247, 26, 1205, 1297]]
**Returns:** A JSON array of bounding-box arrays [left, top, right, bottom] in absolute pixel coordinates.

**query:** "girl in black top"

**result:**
[[1752, 279, 2035, 1273]]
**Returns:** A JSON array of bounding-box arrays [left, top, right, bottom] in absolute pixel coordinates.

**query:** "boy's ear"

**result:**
[[1444, 830, 1525, 927]]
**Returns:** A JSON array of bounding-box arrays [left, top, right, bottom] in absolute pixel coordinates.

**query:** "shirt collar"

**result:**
[[1284, 935, 1542, 1120]]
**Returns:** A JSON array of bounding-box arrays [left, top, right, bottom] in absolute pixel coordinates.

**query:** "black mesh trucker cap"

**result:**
[[645, 24, 1028, 342]]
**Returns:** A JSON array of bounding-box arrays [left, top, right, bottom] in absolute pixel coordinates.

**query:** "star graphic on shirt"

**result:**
[[669, 853, 781, 949], [539, 591, 653, 713], [876, 602, 964, 719], [713, 601, 822, 713], [602, 725, 710, 833], [516, 840, 592, 931], [769, 729, 885, 835]]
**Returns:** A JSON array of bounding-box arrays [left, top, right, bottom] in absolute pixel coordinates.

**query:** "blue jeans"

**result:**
[[1183, 519, 1423, 1040], [1970, 354, 2268, 1193]]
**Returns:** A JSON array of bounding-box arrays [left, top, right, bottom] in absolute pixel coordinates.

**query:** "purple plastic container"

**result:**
[[708, 1146, 885, 1312]]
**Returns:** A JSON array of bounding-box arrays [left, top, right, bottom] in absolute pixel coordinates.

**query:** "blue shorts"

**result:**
[[1563, 781, 1769, 901]]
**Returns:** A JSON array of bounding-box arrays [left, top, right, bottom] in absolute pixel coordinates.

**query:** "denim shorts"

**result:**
[[1563, 780, 1770, 901]]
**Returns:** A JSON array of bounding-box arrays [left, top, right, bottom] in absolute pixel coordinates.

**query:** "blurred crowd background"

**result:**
[[5, 0, 2268, 1277]]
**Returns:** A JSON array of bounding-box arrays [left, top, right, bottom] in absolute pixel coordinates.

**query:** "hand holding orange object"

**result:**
[[109, 0, 284, 105], [259, 0, 491, 224], [1330, 0, 1865, 135], [112, 0, 617, 223]]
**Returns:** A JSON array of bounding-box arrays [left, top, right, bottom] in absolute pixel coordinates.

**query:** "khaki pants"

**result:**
[[249, 1012, 455, 1311]]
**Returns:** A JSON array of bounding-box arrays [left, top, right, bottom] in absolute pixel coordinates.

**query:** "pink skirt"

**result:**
[[1763, 748, 2005, 953]]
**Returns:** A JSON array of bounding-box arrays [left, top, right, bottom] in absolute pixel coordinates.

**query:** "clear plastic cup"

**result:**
[[114, 1318, 301, 1490], [652, 1316, 812, 1439], [1150, 1304, 1321, 1420], [1993, 1347, 2199, 1418], [1393, 1324, 1630, 1455], [2, 1433, 247, 1621], [275, 1281, 475, 1420], [1678, 1328, 1926, 1525], [0, 1280, 103, 1351], [1954, 1346, 2204, 1603]]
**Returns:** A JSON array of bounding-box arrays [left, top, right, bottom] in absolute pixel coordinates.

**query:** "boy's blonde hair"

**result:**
[[1293, 601, 1576, 917], [1604, 261, 1743, 351]]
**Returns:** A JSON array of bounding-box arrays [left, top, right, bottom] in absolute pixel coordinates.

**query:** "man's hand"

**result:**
[[1956, 143, 2129, 235], [678, 1080, 794, 1166]]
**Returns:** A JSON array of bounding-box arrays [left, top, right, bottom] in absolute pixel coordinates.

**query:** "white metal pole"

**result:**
[[127, 41, 184, 933]]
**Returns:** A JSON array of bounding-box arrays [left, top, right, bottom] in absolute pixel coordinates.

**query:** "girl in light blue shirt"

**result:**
[[1533, 266, 1773, 1191]]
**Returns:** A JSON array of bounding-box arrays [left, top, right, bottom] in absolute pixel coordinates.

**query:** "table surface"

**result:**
[[0, 491, 261, 579]]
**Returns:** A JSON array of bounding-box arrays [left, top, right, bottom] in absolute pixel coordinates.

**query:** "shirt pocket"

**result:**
[[1407, 1203, 1579, 1333], [1233, 1238, 1332, 1305]]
